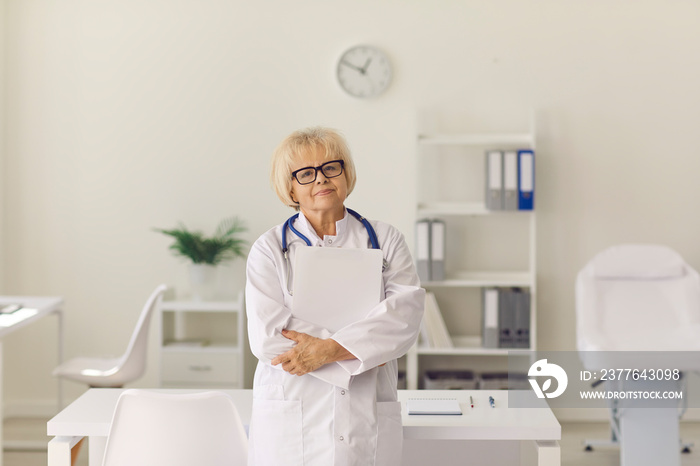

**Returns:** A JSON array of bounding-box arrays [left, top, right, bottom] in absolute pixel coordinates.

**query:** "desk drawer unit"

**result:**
[[161, 351, 240, 387]]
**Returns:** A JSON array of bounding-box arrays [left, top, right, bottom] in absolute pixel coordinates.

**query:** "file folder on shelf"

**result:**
[[418, 315, 431, 347], [498, 288, 516, 348], [423, 292, 453, 348], [485, 150, 503, 210], [514, 288, 531, 348], [416, 219, 431, 282], [503, 150, 518, 211], [482, 288, 499, 348], [518, 150, 535, 210], [430, 219, 445, 281]]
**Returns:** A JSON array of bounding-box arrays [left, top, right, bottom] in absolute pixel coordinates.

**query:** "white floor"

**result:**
[[4, 417, 700, 466]]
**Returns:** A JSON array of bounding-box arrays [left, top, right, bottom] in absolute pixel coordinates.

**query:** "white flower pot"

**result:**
[[188, 264, 218, 301]]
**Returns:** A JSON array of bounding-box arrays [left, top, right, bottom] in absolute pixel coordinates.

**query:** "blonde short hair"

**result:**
[[270, 127, 357, 210]]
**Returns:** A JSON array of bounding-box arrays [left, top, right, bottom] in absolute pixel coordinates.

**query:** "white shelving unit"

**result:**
[[157, 293, 245, 389], [406, 119, 537, 390]]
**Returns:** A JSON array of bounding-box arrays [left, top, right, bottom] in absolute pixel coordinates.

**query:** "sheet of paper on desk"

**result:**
[[0, 304, 22, 314], [407, 398, 463, 415]]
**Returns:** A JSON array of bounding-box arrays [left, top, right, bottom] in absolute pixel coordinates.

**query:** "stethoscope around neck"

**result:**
[[282, 208, 387, 295]]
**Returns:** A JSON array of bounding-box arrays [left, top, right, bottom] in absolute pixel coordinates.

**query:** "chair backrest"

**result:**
[[115, 284, 168, 382], [576, 244, 700, 352], [102, 389, 248, 466]]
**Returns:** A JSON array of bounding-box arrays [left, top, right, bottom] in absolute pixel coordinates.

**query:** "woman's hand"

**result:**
[[271, 329, 354, 376]]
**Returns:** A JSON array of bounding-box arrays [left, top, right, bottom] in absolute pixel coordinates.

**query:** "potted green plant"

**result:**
[[155, 217, 247, 300]]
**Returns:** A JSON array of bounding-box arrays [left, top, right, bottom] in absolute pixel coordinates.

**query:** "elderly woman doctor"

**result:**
[[245, 127, 425, 465]]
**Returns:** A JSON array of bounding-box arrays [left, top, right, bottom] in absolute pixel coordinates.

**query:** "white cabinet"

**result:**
[[158, 293, 245, 388], [406, 122, 537, 390]]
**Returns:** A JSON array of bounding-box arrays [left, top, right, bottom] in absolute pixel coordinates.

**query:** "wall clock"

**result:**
[[336, 45, 392, 98]]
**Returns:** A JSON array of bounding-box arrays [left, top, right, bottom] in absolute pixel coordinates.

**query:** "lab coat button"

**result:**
[[339, 436, 344, 441], [340, 390, 346, 395]]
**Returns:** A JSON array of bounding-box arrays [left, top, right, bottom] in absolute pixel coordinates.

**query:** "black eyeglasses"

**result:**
[[291, 160, 345, 185]]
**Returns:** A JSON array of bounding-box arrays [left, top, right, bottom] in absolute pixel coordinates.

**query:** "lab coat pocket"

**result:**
[[249, 398, 303, 466], [253, 383, 284, 400], [375, 401, 403, 466]]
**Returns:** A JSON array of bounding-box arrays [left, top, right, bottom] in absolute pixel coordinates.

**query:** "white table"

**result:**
[[48, 388, 560, 466], [1, 296, 64, 465]]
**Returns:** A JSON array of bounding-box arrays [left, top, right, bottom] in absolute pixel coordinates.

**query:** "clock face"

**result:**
[[336, 45, 392, 98]]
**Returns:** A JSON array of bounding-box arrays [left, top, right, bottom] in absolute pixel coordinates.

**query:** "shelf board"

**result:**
[[162, 342, 241, 353], [416, 336, 532, 355], [422, 271, 533, 288], [161, 300, 242, 312], [418, 202, 488, 216], [418, 133, 534, 147], [417, 202, 535, 217]]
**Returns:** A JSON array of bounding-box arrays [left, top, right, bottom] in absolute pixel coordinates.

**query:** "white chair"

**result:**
[[53, 284, 168, 388], [102, 389, 248, 466], [576, 244, 700, 466]]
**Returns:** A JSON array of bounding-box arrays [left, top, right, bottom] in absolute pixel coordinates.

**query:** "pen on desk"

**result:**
[[489, 396, 495, 408], [470, 396, 474, 408]]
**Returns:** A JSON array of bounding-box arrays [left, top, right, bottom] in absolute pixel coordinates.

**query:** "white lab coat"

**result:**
[[246, 209, 425, 466]]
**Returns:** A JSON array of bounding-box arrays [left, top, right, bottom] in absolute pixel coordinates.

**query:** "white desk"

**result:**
[[0, 296, 64, 465], [48, 388, 560, 466]]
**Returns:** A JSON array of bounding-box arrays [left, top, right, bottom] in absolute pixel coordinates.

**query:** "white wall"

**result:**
[[3, 0, 700, 415], [0, 0, 6, 292]]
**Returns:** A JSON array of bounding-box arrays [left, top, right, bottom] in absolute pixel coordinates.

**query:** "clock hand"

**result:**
[[340, 59, 365, 73], [361, 57, 373, 73]]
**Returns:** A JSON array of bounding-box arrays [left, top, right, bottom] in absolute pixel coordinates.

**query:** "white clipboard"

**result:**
[[292, 247, 383, 332]]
